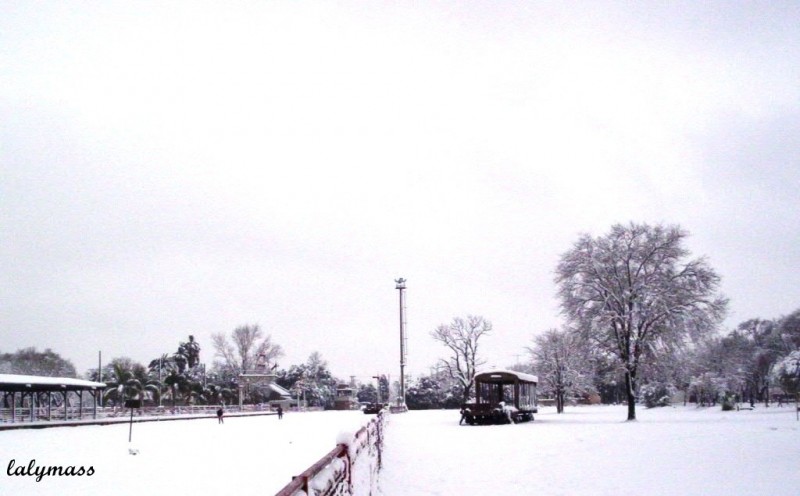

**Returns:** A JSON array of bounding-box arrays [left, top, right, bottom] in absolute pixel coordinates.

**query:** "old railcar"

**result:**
[[460, 370, 538, 425]]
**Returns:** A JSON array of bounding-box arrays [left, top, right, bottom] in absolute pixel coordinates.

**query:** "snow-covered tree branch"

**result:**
[[430, 315, 492, 403]]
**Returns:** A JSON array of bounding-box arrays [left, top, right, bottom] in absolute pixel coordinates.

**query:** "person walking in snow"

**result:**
[[217, 406, 224, 424], [277, 405, 283, 419]]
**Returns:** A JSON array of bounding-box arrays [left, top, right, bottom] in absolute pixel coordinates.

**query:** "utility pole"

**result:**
[[395, 278, 408, 410], [98, 351, 103, 408], [158, 356, 163, 407]]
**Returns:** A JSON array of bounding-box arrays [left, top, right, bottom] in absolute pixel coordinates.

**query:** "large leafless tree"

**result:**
[[555, 223, 727, 420], [212, 324, 283, 376], [431, 315, 492, 404]]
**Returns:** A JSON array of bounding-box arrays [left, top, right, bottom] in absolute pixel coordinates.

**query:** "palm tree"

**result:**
[[148, 354, 174, 407], [104, 360, 161, 407]]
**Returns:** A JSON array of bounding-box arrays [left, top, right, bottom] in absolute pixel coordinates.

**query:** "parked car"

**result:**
[[363, 403, 385, 414]]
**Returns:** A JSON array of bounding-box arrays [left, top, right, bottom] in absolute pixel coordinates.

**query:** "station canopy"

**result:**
[[0, 374, 106, 393]]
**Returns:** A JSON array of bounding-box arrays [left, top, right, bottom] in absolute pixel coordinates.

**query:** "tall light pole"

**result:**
[[395, 278, 407, 409]]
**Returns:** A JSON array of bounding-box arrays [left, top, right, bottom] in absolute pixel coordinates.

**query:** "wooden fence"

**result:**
[[275, 409, 387, 496]]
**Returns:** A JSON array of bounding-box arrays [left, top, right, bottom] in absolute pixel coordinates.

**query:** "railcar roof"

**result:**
[[474, 369, 538, 384]]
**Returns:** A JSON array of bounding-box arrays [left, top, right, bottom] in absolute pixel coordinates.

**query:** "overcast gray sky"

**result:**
[[2, 1, 798, 382]]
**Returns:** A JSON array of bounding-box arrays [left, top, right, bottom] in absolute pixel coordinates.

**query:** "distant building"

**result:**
[[267, 383, 293, 409]]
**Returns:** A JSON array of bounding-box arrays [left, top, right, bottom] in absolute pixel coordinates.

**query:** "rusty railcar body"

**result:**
[[460, 370, 538, 425]]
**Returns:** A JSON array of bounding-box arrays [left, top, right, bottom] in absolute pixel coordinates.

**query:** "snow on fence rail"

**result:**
[[276, 409, 387, 496]]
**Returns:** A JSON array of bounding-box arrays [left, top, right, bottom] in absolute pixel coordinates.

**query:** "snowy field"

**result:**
[[0, 411, 372, 495], [2, 405, 799, 495], [379, 404, 800, 496]]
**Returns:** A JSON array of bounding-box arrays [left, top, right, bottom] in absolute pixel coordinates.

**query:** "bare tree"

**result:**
[[555, 223, 727, 420], [431, 315, 492, 404], [528, 328, 594, 413], [212, 324, 283, 375]]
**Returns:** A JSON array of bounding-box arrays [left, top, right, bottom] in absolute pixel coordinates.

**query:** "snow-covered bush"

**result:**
[[720, 393, 736, 411], [771, 351, 800, 395], [640, 382, 675, 408]]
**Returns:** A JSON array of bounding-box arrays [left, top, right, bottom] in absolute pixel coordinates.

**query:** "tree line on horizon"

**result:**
[[422, 223, 799, 420], [0, 326, 355, 410], [3, 223, 799, 421]]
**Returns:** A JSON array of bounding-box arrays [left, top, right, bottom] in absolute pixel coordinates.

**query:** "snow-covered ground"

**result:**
[[0, 410, 371, 495], [2, 405, 799, 495], [379, 404, 800, 496]]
